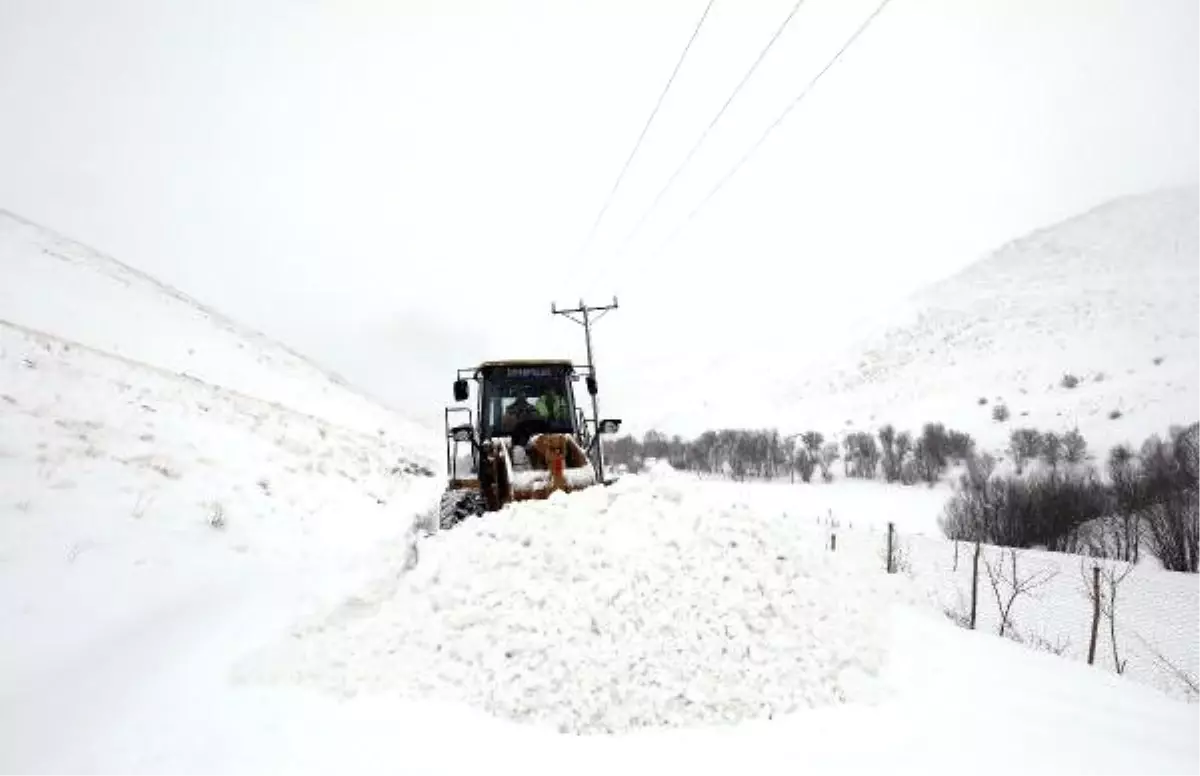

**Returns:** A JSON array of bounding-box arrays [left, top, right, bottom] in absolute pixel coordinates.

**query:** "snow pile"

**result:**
[[240, 469, 924, 734]]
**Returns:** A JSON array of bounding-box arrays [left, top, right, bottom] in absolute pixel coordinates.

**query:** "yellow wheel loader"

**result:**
[[439, 359, 622, 530]]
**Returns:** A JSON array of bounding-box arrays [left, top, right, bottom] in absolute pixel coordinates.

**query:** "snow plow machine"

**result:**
[[438, 359, 622, 530]]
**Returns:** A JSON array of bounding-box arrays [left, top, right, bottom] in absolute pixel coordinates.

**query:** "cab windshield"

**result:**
[[480, 365, 575, 438]]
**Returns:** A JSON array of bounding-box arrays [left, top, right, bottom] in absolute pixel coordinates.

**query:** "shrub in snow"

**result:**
[[1061, 373, 1081, 389], [978, 396, 988, 405], [208, 502, 226, 530], [992, 403, 1010, 422], [1109, 409, 1123, 420], [940, 455, 1110, 551]]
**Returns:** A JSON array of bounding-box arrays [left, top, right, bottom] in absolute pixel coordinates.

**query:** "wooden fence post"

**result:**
[[970, 540, 981, 630], [886, 522, 895, 574], [1088, 564, 1101, 665], [830, 532, 837, 552]]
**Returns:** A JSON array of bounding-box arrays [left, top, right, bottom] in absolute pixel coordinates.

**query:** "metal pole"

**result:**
[[552, 297, 617, 483], [580, 304, 607, 481]]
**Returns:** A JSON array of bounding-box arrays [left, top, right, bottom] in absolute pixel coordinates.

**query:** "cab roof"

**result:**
[[477, 359, 575, 370]]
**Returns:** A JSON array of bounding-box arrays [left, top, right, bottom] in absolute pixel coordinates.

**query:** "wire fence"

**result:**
[[813, 516, 1200, 702]]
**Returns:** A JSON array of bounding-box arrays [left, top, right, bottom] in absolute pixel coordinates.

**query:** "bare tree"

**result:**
[[1062, 428, 1088, 465], [1107, 444, 1142, 562], [818, 442, 839, 482], [983, 547, 1058, 637], [879, 424, 899, 482], [795, 449, 816, 483], [1008, 428, 1043, 475], [1040, 431, 1063, 470]]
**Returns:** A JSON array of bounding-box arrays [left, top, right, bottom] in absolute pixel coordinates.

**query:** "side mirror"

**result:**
[[586, 375, 598, 395], [453, 379, 469, 402], [449, 424, 475, 443], [598, 418, 622, 435]]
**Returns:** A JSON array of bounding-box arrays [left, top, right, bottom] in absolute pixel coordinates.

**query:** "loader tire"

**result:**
[[439, 489, 485, 530]]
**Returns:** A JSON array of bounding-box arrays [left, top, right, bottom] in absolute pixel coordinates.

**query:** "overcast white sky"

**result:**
[[1, 0, 1196, 436]]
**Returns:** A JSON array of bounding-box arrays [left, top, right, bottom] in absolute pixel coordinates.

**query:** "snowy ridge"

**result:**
[[773, 186, 1199, 452], [0, 209, 435, 450]]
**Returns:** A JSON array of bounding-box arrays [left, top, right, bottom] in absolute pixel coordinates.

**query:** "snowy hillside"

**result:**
[[773, 186, 1199, 453], [0, 319, 444, 767], [0, 209, 436, 449], [0, 209, 450, 768]]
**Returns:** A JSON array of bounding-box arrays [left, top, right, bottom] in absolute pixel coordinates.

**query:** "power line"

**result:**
[[616, 0, 811, 255], [577, 0, 717, 260], [656, 0, 896, 254]]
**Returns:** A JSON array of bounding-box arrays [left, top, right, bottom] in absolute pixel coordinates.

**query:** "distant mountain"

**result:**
[[771, 186, 1200, 453]]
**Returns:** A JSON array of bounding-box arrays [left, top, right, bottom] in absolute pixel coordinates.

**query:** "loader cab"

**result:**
[[477, 361, 579, 440], [443, 357, 622, 494]]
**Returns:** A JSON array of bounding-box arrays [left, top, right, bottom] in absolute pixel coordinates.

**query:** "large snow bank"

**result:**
[[241, 467, 927, 733]]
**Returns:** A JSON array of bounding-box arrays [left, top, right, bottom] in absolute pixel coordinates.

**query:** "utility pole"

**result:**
[[552, 296, 618, 481]]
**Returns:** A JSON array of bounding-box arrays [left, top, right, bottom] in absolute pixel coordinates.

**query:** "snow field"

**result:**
[[238, 465, 932, 734]]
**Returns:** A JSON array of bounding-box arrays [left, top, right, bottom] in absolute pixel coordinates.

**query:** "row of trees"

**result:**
[[940, 423, 1199, 572], [603, 423, 977, 486]]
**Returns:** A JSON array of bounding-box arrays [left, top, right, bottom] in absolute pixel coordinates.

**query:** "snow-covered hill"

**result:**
[[0, 210, 449, 768], [772, 186, 1199, 453], [0, 209, 436, 450], [0, 310, 446, 768]]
